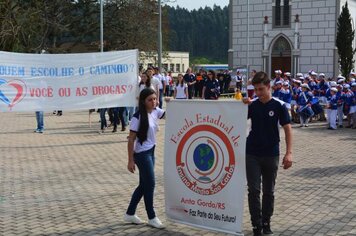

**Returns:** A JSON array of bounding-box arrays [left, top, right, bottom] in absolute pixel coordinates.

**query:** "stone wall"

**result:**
[[231, 0, 342, 77]]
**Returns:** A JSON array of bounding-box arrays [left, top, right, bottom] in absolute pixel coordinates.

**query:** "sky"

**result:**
[[164, 0, 229, 11]]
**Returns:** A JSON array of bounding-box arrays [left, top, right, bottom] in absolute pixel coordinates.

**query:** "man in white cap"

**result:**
[[280, 81, 292, 110], [336, 84, 344, 128], [349, 83, 356, 129], [349, 71, 356, 83], [284, 72, 291, 82], [291, 80, 302, 123], [297, 84, 314, 127], [272, 80, 283, 98], [337, 75, 346, 85], [341, 84, 354, 128], [272, 70, 282, 88], [315, 73, 329, 121], [325, 81, 337, 128], [308, 72, 318, 91], [327, 87, 339, 130]]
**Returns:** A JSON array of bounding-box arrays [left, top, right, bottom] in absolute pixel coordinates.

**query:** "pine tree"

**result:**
[[336, 1, 356, 77]]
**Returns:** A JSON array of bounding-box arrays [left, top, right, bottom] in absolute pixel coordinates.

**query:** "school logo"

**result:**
[[0, 79, 27, 110], [269, 111, 274, 117], [176, 125, 235, 195]]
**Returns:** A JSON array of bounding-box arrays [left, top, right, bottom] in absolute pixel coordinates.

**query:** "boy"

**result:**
[[243, 71, 293, 236]]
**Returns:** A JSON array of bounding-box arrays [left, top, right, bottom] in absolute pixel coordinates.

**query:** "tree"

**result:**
[[336, 1, 356, 77], [166, 5, 229, 64]]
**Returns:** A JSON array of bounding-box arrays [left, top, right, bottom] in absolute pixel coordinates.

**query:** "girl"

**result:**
[[173, 73, 188, 99], [202, 70, 220, 100], [124, 88, 165, 229], [138, 71, 155, 93]]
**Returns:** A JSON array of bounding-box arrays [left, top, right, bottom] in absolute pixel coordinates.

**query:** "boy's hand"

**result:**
[[242, 97, 252, 105], [282, 153, 293, 169]]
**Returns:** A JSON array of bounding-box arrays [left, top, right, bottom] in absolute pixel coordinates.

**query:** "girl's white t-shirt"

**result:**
[[138, 83, 155, 93], [175, 83, 188, 99], [130, 108, 165, 153]]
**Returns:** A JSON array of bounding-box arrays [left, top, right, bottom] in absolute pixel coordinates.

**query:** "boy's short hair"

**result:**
[[252, 71, 271, 86]]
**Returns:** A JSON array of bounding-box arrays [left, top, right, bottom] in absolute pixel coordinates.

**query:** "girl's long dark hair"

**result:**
[[139, 71, 151, 88], [137, 88, 156, 144], [176, 73, 184, 87]]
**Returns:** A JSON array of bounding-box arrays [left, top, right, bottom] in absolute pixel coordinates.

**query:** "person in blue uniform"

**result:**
[[325, 81, 337, 128], [272, 81, 282, 98], [336, 84, 344, 128], [341, 84, 354, 128], [350, 83, 356, 128], [243, 71, 293, 236], [280, 82, 292, 110], [327, 88, 339, 130], [297, 84, 314, 127], [290, 80, 302, 123]]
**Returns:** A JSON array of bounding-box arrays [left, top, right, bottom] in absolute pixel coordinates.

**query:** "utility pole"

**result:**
[[100, 0, 104, 52]]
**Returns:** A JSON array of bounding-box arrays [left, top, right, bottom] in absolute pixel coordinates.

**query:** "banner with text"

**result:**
[[0, 50, 138, 112], [164, 100, 248, 235]]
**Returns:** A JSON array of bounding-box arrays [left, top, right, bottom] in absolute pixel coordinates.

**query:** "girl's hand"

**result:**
[[128, 160, 135, 173]]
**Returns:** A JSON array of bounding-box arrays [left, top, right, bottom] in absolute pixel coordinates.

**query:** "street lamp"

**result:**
[[158, 0, 162, 70], [157, 0, 176, 72], [100, 0, 104, 52]]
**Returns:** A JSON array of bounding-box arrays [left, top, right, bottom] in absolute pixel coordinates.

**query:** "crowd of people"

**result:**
[[36, 66, 356, 133], [269, 70, 356, 130]]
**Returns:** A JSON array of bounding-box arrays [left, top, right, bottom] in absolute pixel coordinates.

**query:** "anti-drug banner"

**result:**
[[164, 100, 248, 235], [0, 50, 138, 112]]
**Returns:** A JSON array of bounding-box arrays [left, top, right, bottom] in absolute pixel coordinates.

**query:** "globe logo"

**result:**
[[193, 143, 218, 182], [176, 125, 236, 195], [193, 143, 215, 171]]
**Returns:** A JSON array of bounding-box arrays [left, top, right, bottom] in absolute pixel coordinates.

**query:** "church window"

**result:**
[[273, 0, 290, 28]]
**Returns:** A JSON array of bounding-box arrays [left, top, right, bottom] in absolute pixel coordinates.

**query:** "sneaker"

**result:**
[[252, 226, 262, 236], [148, 217, 165, 229], [123, 214, 144, 224], [38, 129, 44, 133], [121, 127, 126, 132], [339, 125, 343, 128], [304, 124, 309, 127], [327, 127, 336, 130], [262, 222, 273, 235], [34, 129, 40, 133], [112, 128, 117, 133]]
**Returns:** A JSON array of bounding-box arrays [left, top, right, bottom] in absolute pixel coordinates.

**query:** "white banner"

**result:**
[[164, 100, 248, 235], [0, 50, 138, 112]]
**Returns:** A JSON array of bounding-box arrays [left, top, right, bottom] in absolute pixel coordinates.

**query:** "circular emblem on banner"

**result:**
[[269, 111, 274, 117], [176, 125, 235, 195]]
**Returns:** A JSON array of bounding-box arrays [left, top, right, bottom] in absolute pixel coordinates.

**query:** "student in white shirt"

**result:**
[[124, 88, 166, 229], [173, 73, 188, 99]]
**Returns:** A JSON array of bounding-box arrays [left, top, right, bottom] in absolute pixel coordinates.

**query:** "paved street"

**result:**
[[0, 110, 355, 236]]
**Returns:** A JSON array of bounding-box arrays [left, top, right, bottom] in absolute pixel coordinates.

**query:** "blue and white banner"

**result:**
[[164, 100, 248, 235], [0, 50, 138, 112]]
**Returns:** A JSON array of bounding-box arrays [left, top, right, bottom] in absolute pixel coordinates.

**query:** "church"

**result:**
[[228, 0, 356, 78]]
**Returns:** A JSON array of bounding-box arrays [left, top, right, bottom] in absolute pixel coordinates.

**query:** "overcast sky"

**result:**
[[164, 0, 229, 10]]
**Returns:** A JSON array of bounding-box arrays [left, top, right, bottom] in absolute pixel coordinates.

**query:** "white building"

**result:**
[[229, 0, 356, 78], [140, 51, 189, 76]]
